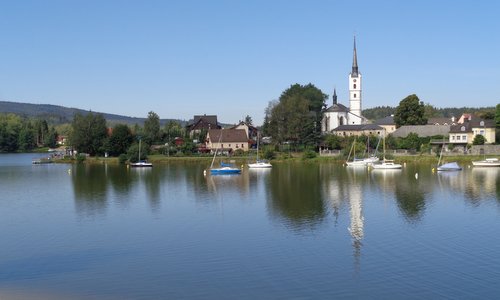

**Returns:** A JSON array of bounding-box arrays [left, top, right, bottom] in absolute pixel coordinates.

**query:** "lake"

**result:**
[[1, 153, 500, 299]]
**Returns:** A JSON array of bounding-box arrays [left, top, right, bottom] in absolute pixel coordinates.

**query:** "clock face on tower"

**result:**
[[353, 79, 357, 83]]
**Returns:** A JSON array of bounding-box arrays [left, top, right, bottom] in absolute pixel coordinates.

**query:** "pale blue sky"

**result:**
[[0, 1, 499, 125]]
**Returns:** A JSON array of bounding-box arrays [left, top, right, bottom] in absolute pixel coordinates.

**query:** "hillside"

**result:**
[[0, 101, 186, 126]]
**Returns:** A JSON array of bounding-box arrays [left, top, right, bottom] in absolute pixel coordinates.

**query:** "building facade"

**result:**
[[322, 37, 366, 133]]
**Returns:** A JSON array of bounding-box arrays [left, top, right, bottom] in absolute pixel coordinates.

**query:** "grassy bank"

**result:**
[[54, 152, 499, 165]]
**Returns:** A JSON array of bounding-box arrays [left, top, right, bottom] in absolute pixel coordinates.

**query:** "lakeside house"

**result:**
[[186, 114, 221, 137], [206, 129, 249, 154]]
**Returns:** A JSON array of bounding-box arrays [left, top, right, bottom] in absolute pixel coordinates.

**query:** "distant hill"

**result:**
[[0, 101, 186, 126]]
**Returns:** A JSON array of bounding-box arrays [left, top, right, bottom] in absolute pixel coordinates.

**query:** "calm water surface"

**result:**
[[1, 153, 500, 299]]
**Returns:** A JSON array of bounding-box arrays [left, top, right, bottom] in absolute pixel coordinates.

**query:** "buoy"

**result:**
[[67, 169, 71, 174], [415, 173, 418, 179], [431, 167, 435, 173], [203, 170, 207, 176]]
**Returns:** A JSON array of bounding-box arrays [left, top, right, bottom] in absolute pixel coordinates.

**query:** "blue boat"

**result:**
[[210, 163, 241, 175]]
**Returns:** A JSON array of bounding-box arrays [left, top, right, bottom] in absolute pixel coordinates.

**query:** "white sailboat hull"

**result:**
[[472, 158, 500, 167]]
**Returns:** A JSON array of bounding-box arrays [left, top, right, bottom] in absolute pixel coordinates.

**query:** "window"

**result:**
[[353, 84, 356, 89], [221, 143, 224, 147], [452, 135, 455, 140], [353, 94, 356, 98], [241, 144, 244, 148], [236, 144, 239, 148], [229, 144, 231, 147], [461, 126, 465, 131], [480, 130, 485, 135], [462, 135, 467, 141], [457, 136, 460, 141]]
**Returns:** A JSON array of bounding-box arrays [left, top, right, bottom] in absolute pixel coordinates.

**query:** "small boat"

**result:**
[[130, 161, 153, 167], [248, 160, 272, 169], [346, 138, 367, 167], [435, 140, 460, 172], [130, 139, 152, 167], [370, 135, 402, 170], [210, 162, 242, 174], [32, 157, 53, 164], [207, 129, 241, 175], [248, 133, 272, 169], [472, 158, 500, 167], [371, 159, 402, 170], [437, 162, 462, 171]]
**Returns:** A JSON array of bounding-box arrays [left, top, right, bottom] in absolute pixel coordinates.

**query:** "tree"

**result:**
[[107, 124, 134, 156], [473, 134, 486, 145], [18, 121, 36, 151], [266, 84, 327, 146], [143, 111, 160, 145], [424, 103, 439, 119], [394, 94, 427, 128], [244, 115, 253, 125], [496, 104, 500, 144], [70, 113, 108, 156], [0, 114, 22, 152], [44, 127, 58, 148]]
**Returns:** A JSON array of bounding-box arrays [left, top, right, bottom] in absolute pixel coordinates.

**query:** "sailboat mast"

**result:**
[[138, 139, 141, 162]]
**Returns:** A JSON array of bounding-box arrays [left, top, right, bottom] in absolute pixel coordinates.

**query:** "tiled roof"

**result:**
[[208, 129, 248, 143], [392, 125, 450, 137], [373, 116, 394, 125], [332, 124, 383, 131], [325, 103, 349, 113]]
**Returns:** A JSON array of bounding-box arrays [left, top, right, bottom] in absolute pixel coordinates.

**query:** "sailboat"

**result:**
[[346, 137, 366, 167], [363, 136, 380, 164], [248, 133, 272, 169], [472, 157, 500, 167], [208, 129, 241, 175], [130, 139, 152, 167], [436, 140, 461, 171], [371, 134, 402, 170]]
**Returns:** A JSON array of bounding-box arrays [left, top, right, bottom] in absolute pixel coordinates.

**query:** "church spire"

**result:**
[[351, 36, 359, 77], [332, 88, 337, 104]]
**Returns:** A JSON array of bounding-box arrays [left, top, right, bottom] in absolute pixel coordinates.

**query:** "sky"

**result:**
[[0, 1, 499, 125]]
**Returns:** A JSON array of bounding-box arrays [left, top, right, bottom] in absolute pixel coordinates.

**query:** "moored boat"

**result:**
[[472, 158, 500, 167], [437, 162, 462, 171]]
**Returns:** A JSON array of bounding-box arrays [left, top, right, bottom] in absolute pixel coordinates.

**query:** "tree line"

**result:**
[[0, 114, 58, 152]]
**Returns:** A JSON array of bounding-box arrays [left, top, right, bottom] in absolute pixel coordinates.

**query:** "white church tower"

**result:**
[[348, 36, 362, 124]]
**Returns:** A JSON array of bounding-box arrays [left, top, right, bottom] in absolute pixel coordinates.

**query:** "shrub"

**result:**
[[302, 149, 317, 159], [76, 154, 86, 163], [118, 153, 128, 164]]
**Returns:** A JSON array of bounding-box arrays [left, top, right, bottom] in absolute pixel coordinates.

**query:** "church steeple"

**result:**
[[332, 88, 337, 105], [351, 36, 359, 77]]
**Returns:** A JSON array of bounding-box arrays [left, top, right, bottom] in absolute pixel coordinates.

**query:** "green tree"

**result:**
[[143, 111, 160, 145], [127, 141, 149, 162], [496, 104, 500, 144], [70, 113, 108, 156], [394, 94, 427, 128], [324, 134, 342, 149], [107, 124, 134, 156], [244, 115, 253, 125], [0, 114, 22, 152], [424, 103, 439, 119], [34, 119, 49, 146], [18, 121, 36, 151], [267, 83, 327, 146], [44, 127, 58, 148], [473, 134, 486, 145]]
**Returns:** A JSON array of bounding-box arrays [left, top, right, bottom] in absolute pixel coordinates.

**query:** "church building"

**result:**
[[322, 38, 368, 133]]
